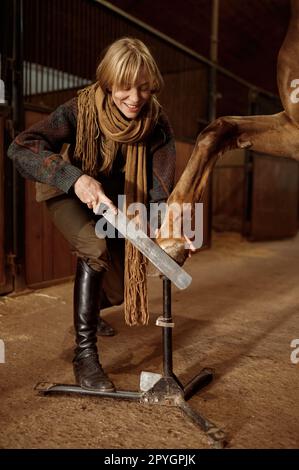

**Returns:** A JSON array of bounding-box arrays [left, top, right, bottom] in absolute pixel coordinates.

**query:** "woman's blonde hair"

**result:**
[[96, 37, 164, 94]]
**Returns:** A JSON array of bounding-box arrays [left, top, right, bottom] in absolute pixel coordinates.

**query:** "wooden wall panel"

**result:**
[[0, 116, 6, 288], [212, 149, 246, 232], [213, 167, 245, 232], [250, 155, 299, 240], [161, 67, 208, 141], [42, 203, 55, 280], [25, 180, 76, 287], [0, 113, 13, 295], [25, 179, 44, 285], [24, 109, 76, 287]]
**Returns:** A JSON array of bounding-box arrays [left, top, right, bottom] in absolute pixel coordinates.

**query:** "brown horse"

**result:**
[[157, 0, 299, 264]]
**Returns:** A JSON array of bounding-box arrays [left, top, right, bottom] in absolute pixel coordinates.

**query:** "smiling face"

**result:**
[[111, 68, 152, 119]]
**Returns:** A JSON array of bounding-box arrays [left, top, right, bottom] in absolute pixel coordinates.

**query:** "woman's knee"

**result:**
[[46, 196, 111, 271]]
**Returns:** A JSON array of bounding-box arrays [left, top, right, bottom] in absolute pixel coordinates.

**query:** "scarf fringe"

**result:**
[[124, 241, 149, 326], [74, 84, 99, 176]]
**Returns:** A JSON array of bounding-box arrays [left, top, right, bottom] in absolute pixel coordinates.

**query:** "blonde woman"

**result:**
[[8, 38, 176, 391]]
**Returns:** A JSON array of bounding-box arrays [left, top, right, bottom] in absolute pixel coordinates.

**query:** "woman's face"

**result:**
[[111, 69, 151, 119]]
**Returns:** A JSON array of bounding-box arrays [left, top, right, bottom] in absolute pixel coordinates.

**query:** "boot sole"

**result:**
[[80, 384, 116, 392], [96, 330, 116, 337]]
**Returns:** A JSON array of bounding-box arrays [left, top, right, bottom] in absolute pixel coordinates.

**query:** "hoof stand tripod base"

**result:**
[[36, 277, 226, 448]]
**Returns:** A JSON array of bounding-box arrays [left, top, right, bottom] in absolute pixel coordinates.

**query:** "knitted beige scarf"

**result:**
[[74, 83, 160, 325]]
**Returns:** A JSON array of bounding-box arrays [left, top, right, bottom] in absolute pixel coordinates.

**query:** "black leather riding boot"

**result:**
[[73, 258, 115, 391], [97, 316, 116, 336], [97, 291, 116, 336]]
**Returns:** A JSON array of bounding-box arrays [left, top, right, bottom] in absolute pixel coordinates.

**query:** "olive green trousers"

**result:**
[[46, 195, 124, 309]]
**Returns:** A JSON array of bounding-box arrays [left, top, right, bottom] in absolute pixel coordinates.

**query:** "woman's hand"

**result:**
[[73, 174, 117, 213]]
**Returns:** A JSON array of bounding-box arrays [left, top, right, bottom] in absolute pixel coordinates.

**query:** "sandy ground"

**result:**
[[0, 232, 299, 449]]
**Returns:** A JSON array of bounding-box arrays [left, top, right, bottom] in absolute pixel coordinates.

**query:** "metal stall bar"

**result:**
[[11, 0, 26, 291]]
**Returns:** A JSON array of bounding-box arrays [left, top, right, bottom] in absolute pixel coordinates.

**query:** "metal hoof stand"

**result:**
[[35, 277, 226, 449]]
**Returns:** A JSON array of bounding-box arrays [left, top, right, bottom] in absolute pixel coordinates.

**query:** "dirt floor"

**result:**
[[0, 231, 299, 449]]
